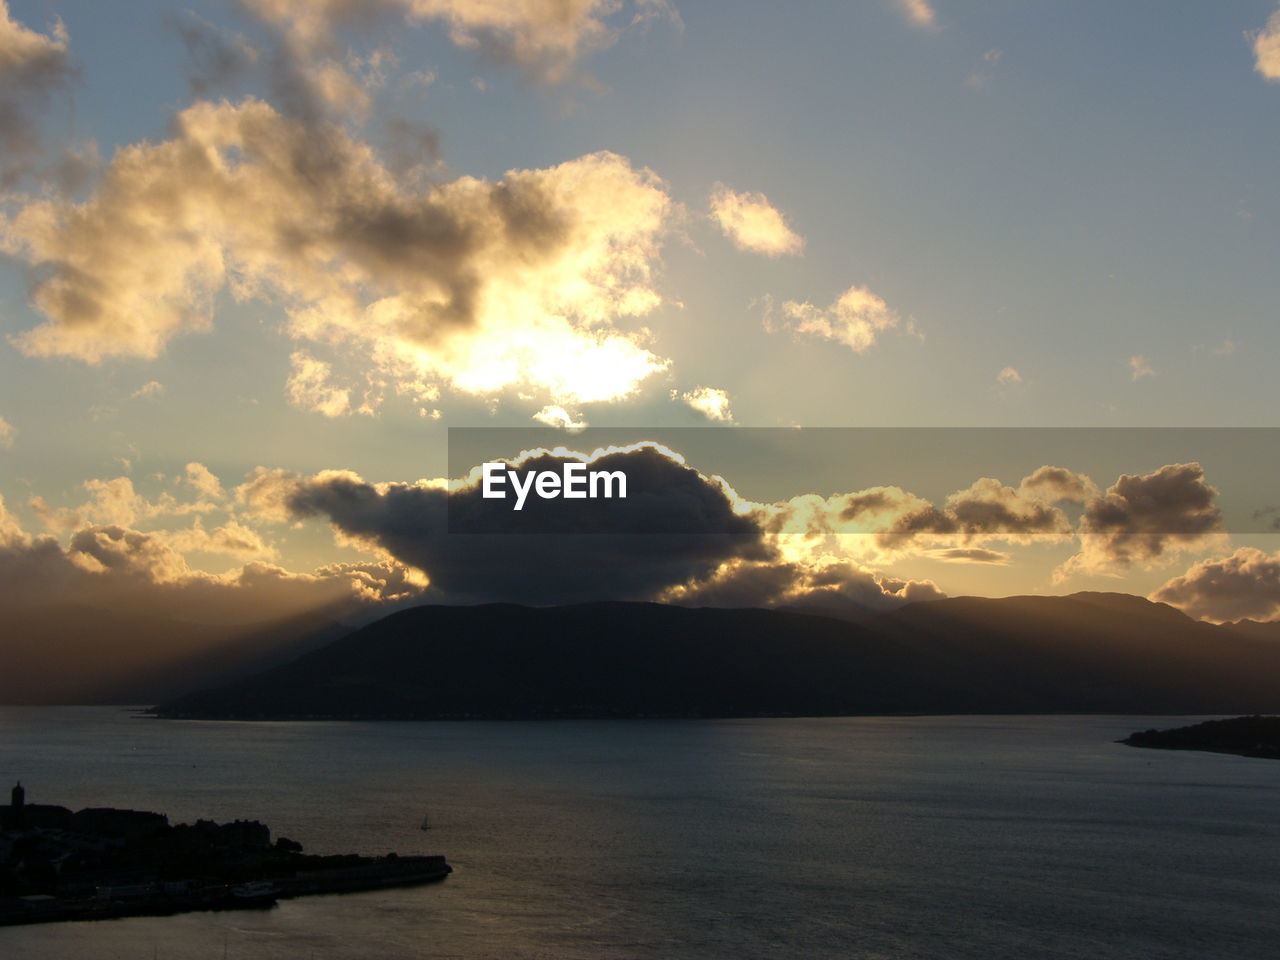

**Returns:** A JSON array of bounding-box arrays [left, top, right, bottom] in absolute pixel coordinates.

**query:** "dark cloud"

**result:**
[[863, 475, 1076, 552], [1064, 462, 1223, 575], [929, 548, 1009, 564], [0, 3, 74, 187], [270, 445, 769, 605], [171, 12, 261, 99]]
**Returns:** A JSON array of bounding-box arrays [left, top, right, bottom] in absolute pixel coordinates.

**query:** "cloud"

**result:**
[[769, 284, 908, 354], [0, 492, 423, 625], [185, 462, 226, 500], [242, 444, 769, 605], [1018, 464, 1098, 503], [130, 380, 166, 400], [29, 474, 224, 533], [532, 405, 587, 431], [894, 0, 937, 30], [240, 0, 660, 96], [928, 547, 1009, 564], [677, 386, 734, 422], [1151, 547, 1280, 623], [708, 184, 804, 257], [661, 555, 944, 616], [172, 11, 261, 99], [0, 1, 73, 186], [1253, 10, 1280, 81], [164, 519, 277, 560], [829, 471, 1085, 551], [996, 366, 1021, 385], [4, 99, 673, 408], [750, 465, 1097, 575], [1058, 462, 1224, 578], [286, 351, 352, 417], [0, 415, 14, 450], [1129, 354, 1154, 380]]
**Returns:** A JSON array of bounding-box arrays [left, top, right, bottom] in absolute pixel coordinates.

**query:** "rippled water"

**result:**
[[1, 708, 1277, 959]]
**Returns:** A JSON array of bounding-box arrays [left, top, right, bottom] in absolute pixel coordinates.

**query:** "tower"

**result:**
[[10, 782, 22, 809]]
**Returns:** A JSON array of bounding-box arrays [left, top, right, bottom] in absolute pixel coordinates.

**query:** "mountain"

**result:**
[[152, 593, 1280, 720], [1122, 715, 1280, 759], [0, 605, 347, 705]]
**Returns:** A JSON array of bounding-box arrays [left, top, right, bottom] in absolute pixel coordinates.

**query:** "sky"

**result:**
[[3, 0, 1280, 630]]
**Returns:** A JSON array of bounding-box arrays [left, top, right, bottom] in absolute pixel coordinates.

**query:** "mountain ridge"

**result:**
[[151, 592, 1280, 720]]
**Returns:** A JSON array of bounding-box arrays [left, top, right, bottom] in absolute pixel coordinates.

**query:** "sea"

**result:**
[[0, 708, 1277, 959]]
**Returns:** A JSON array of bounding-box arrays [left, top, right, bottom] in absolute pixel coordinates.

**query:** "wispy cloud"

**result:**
[[1129, 354, 1155, 380], [768, 284, 909, 354], [894, 0, 938, 30]]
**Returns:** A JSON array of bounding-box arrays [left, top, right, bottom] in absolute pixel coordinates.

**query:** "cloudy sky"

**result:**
[[3, 0, 1280, 630]]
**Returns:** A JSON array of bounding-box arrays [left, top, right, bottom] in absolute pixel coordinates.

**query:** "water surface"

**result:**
[[0, 709, 1276, 959]]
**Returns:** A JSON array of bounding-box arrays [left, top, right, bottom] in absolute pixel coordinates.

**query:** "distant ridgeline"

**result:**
[[151, 593, 1280, 721], [1122, 716, 1280, 759], [1, 783, 450, 926]]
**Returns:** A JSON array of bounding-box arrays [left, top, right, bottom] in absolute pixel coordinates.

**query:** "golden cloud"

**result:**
[[708, 184, 804, 257], [4, 99, 674, 407]]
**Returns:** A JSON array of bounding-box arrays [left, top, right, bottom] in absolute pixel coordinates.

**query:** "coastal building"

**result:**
[[1, 782, 72, 832]]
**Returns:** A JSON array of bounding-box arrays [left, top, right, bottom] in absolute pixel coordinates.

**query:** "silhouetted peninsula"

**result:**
[[152, 593, 1280, 720], [1121, 716, 1280, 759], [0, 783, 450, 926]]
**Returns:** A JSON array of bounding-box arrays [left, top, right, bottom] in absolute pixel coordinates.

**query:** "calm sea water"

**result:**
[[0, 708, 1277, 959]]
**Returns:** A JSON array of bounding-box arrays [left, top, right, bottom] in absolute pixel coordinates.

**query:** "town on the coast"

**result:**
[[0, 783, 450, 926]]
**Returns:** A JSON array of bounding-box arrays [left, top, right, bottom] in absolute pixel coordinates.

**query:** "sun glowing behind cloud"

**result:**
[[3, 100, 675, 408]]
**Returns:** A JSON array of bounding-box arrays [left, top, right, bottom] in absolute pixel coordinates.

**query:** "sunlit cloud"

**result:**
[[286, 351, 352, 418], [241, 0, 667, 96], [708, 184, 804, 257], [532, 405, 588, 431], [130, 380, 166, 401], [164, 518, 277, 561], [996, 366, 1022, 385], [767, 284, 909, 354], [1252, 9, 1280, 81], [184, 462, 226, 501], [894, 0, 937, 30], [676, 386, 734, 422], [1152, 547, 1280, 623], [3, 99, 674, 409], [0, 415, 14, 450], [1129, 354, 1154, 380]]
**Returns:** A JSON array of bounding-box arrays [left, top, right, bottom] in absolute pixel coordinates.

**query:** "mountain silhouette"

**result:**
[[152, 593, 1280, 720]]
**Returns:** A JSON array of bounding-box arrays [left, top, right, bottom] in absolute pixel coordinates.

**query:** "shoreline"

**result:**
[[0, 855, 451, 928]]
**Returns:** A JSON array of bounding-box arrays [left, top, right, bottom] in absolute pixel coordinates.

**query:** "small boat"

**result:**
[[419, 813, 431, 831]]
